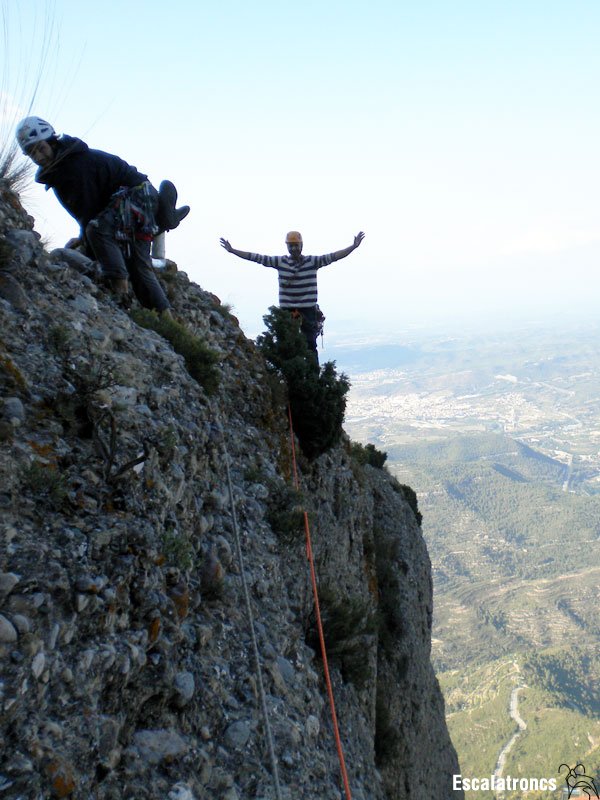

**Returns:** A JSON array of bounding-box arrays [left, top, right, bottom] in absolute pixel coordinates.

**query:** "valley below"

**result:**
[[333, 320, 600, 797]]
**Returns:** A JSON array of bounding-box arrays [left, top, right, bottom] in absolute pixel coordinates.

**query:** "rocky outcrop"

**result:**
[[0, 182, 461, 799]]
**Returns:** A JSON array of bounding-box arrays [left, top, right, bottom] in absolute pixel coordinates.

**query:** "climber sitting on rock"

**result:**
[[16, 116, 190, 313], [220, 230, 365, 359]]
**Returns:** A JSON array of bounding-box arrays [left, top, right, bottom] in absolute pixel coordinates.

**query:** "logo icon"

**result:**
[[559, 764, 599, 800]]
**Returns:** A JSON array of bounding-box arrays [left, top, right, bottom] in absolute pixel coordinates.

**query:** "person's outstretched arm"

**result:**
[[220, 238, 255, 261], [330, 231, 365, 262], [220, 238, 276, 268]]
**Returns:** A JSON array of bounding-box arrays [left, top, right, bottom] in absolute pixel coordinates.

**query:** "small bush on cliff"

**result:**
[[21, 461, 67, 508], [257, 307, 350, 460], [373, 525, 405, 654], [162, 529, 194, 572], [305, 587, 376, 687], [0, 144, 30, 194], [211, 299, 236, 323], [349, 440, 387, 469], [131, 309, 219, 394], [48, 324, 73, 355], [265, 480, 305, 543], [391, 479, 422, 525]]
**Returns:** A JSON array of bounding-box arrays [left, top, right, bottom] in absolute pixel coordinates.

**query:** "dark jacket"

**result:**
[[35, 135, 148, 232]]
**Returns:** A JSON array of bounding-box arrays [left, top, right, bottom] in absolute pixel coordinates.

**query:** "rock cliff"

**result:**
[[0, 183, 461, 800]]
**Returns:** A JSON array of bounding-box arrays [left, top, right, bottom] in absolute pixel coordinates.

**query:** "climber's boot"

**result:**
[[156, 180, 190, 233]]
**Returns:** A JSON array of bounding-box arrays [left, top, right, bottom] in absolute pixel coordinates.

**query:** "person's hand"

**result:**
[[354, 231, 365, 248], [65, 237, 82, 250], [220, 238, 233, 252]]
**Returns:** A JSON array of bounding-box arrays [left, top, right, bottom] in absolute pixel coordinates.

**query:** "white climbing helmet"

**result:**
[[15, 116, 56, 153]]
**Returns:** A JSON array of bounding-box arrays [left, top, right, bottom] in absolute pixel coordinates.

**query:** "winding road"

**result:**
[[494, 686, 527, 781]]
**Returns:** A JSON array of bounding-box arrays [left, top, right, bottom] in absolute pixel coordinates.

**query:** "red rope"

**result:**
[[287, 405, 353, 800]]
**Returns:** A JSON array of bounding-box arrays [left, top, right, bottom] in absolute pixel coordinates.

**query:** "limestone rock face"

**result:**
[[0, 181, 461, 799]]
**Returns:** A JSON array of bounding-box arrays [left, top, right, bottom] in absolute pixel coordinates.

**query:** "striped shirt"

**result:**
[[247, 252, 335, 308]]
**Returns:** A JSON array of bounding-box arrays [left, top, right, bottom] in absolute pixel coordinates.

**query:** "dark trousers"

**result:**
[[286, 306, 320, 361], [85, 209, 169, 313]]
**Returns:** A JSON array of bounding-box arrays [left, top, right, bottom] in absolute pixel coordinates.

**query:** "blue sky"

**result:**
[[2, 0, 599, 340]]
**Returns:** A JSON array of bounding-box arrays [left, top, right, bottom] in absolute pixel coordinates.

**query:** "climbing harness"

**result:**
[[287, 404, 353, 800], [314, 304, 325, 346], [108, 181, 159, 256], [290, 306, 326, 347], [223, 442, 283, 800]]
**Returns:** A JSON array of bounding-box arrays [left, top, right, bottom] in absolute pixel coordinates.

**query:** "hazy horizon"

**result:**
[[2, 0, 600, 346]]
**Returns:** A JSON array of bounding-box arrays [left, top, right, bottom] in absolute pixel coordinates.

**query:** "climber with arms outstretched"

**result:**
[[220, 230, 365, 359], [16, 116, 190, 313]]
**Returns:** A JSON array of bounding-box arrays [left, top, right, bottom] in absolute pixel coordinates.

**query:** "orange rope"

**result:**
[[287, 405, 353, 800]]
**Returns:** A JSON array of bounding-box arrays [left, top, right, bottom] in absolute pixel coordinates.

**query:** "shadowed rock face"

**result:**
[[0, 183, 462, 800]]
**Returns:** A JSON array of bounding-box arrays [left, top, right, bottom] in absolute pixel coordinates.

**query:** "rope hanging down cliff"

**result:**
[[219, 408, 353, 800], [223, 442, 283, 800], [287, 404, 354, 800]]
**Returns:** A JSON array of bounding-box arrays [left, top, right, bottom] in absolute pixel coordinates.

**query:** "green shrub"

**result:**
[[21, 461, 67, 508], [350, 441, 387, 469], [305, 587, 375, 687], [0, 144, 31, 194], [265, 481, 305, 543], [48, 324, 72, 354], [162, 529, 193, 572], [211, 300, 236, 322], [156, 424, 178, 461], [395, 481, 422, 526], [243, 465, 265, 484], [257, 307, 350, 459], [131, 309, 219, 394], [374, 526, 405, 653]]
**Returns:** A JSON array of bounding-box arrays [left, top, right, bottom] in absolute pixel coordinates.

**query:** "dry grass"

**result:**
[[0, 2, 78, 193], [0, 140, 31, 193]]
